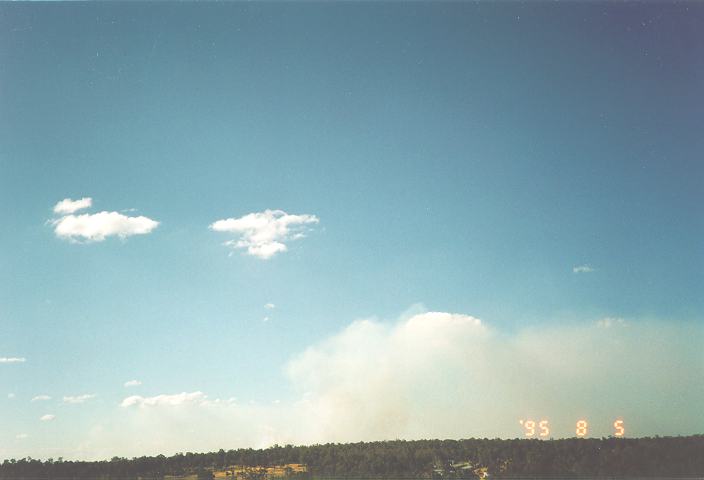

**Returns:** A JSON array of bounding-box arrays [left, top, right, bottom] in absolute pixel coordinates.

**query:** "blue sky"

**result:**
[[1, 2, 703, 460]]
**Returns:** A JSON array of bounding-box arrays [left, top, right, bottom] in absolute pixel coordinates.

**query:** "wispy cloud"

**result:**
[[63, 394, 96, 404], [596, 317, 628, 328], [124, 380, 142, 388], [264, 303, 276, 310], [40, 414, 55, 422], [53, 197, 92, 215], [7, 393, 15, 399], [31, 395, 51, 402], [121, 391, 206, 408], [15, 433, 28, 440], [51, 198, 159, 242], [573, 264, 595, 273], [0, 357, 26, 364], [210, 209, 319, 259]]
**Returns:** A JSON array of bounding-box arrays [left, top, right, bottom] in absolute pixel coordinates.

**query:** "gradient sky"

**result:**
[[1, 1, 703, 460]]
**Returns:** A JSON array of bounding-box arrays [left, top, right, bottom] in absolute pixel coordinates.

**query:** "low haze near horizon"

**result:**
[[1, 2, 703, 460]]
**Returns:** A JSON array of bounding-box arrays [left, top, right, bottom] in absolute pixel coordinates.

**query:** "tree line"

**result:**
[[1, 435, 703, 479]]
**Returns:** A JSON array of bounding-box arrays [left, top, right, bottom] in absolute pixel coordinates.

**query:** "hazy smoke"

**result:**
[[64, 310, 704, 459]]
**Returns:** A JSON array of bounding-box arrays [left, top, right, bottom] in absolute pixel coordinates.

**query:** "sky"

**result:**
[[0, 1, 703, 461]]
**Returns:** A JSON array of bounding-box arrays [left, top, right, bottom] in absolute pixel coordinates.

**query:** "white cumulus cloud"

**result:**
[[573, 264, 595, 273], [53, 197, 92, 214], [63, 394, 96, 404], [31, 395, 52, 402], [51, 198, 159, 242], [0, 357, 26, 364], [40, 414, 55, 422], [121, 391, 207, 408], [53, 212, 159, 242], [210, 209, 319, 259], [264, 303, 276, 310], [124, 380, 142, 388]]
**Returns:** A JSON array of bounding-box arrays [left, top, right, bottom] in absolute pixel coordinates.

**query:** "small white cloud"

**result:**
[[262, 316, 270, 323], [264, 303, 276, 310], [0, 357, 26, 364], [31, 395, 51, 402], [15, 433, 28, 440], [120, 391, 207, 408], [124, 380, 142, 388], [210, 209, 319, 259], [53, 211, 159, 242], [596, 317, 628, 328], [7, 393, 16, 399], [40, 414, 55, 422], [573, 264, 595, 273], [63, 394, 96, 404], [53, 197, 92, 215]]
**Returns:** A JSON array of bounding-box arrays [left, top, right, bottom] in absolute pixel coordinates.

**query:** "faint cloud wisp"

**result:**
[[121, 391, 207, 408], [0, 357, 26, 364], [63, 394, 96, 404]]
